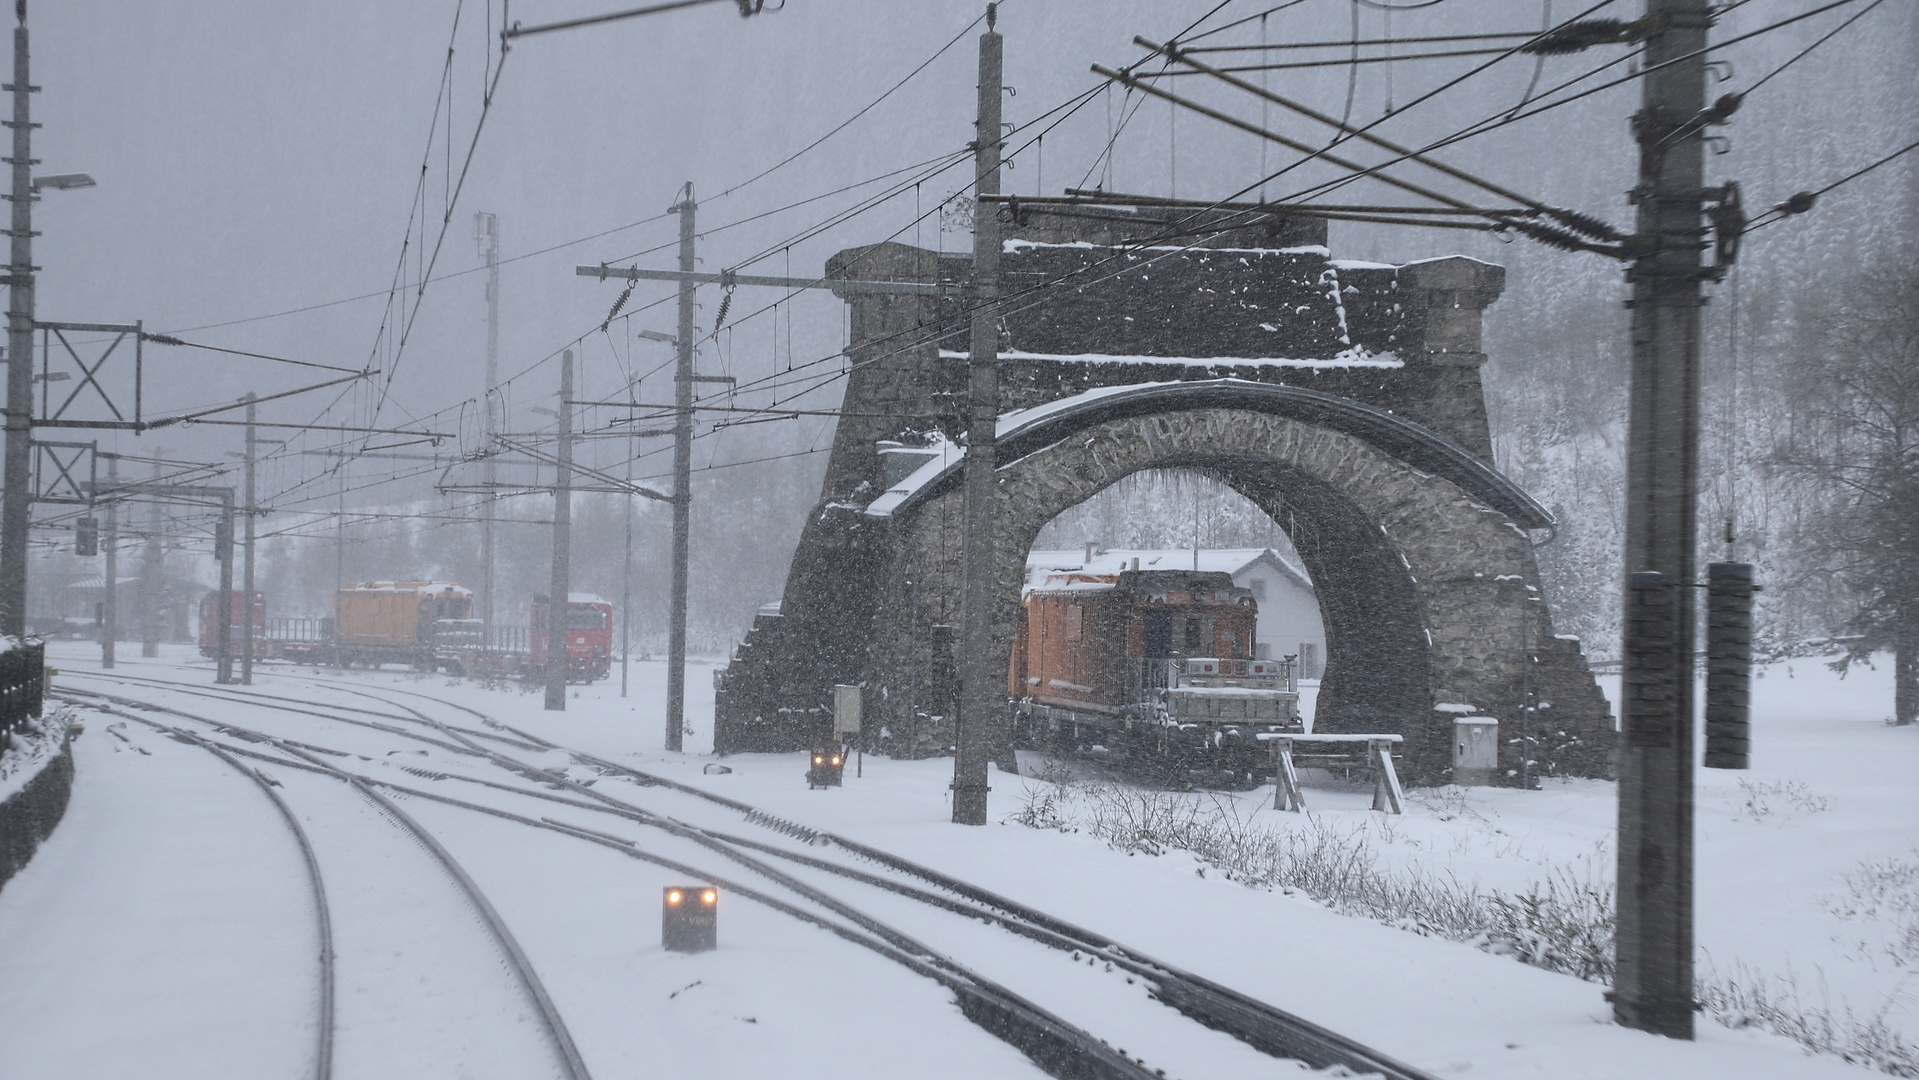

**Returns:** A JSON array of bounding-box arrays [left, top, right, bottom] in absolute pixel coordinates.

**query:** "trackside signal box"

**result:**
[[663, 885, 717, 952]]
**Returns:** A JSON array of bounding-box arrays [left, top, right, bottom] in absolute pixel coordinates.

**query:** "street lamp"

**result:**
[[30, 172, 93, 193]]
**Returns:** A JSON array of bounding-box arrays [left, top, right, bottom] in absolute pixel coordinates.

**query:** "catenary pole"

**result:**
[[666, 184, 695, 751], [242, 394, 256, 684], [100, 453, 117, 668], [476, 211, 500, 633], [0, 8, 34, 637], [545, 349, 574, 711], [952, 5, 1003, 826], [141, 455, 161, 657], [1614, 0, 1711, 1041], [215, 490, 234, 684]]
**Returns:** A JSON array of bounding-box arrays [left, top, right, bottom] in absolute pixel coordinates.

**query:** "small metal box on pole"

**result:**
[[662, 884, 717, 953], [1453, 717, 1499, 786]]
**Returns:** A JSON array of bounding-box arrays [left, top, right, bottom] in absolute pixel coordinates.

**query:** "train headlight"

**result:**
[[813, 755, 823, 765], [831, 755, 841, 766], [664, 884, 717, 952]]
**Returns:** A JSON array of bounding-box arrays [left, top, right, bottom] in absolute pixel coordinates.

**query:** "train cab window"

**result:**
[[1144, 612, 1172, 658], [566, 608, 608, 630], [1184, 617, 1202, 651]]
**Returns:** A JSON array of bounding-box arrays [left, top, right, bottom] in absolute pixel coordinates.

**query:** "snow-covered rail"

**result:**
[[51, 683, 596, 1080], [139, 721, 336, 1080], [57, 668, 1441, 1080]]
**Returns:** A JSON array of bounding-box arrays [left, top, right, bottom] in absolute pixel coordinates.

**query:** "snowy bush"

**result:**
[[1825, 850, 1919, 971], [0, 704, 72, 799], [1010, 774, 1614, 983], [1734, 778, 1832, 820], [1697, 961, 1919, 1078]]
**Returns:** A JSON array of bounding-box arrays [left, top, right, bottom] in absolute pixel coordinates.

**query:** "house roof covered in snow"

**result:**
[[1026, 547, 1312, 595]]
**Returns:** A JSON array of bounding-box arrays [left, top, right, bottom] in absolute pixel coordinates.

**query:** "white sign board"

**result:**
[[833, 684, 862, 735]]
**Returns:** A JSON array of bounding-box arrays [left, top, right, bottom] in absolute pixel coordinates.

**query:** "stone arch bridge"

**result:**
[[714, 211, 1612, 784]]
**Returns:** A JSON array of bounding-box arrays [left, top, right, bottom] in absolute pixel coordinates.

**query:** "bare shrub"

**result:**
[[1698, 962, 1919, 1077], [1010, 775, 1614, 982], [1825, 850, 1919, 970], [1735, 778, 1832, 820]]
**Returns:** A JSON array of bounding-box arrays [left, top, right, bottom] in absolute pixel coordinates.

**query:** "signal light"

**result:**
[[74, 517, 98, 557], [1703, 562, 1756, 770], [663, 884, 716, 952], [213, 518, 234, 562]]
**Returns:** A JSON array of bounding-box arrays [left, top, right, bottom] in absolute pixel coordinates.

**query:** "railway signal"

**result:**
[[662, 885, 718, 953], [73, 516, 96, 557]]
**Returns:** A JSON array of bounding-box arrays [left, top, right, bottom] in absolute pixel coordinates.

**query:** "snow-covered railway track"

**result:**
[[59, 669, 1440, 1080], [53, 687, 595, 1080], [57, 678, 1157, 1080], [149, 720, 337, 1080]]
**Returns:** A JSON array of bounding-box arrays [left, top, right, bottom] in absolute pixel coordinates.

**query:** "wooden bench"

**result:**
[[1257, 733, 1405, 814]]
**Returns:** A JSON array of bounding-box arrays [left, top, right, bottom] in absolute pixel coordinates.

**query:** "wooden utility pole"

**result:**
[[666, 184, 695, 751], [1615, 0, 1712, 1040], [545, 349, 574, 711], [952, 4, 1003, 826]]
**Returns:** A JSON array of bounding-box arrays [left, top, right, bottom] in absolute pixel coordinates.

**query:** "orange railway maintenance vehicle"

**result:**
[[1010, 567, 1301, 782]]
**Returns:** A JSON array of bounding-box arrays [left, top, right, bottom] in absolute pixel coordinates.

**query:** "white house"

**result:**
[[1024, 546, 1327, 678]]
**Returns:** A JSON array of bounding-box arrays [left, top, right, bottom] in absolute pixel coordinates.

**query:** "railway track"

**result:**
[[60, 683, 594, 1080], [55, 667, 1438, 1080]]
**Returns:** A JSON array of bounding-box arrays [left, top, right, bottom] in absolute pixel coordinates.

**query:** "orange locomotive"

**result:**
[[1010, 567, 1301, 780]]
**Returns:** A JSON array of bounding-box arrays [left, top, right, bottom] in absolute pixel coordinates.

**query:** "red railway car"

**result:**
[[529, 593, 614, 682], [197, 590, 266, 658]]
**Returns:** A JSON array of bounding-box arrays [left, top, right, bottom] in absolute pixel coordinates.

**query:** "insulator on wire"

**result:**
[[1704, 562, 1756, 770], [600, 282, 634, 334], [1545, 206, 1620, 242]]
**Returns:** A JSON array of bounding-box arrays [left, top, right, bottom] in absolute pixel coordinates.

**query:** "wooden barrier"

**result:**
[[1261, 733, 1405, 814]]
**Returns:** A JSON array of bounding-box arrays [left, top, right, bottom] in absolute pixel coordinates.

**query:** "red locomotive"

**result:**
[[196, 590, 266, 658], [529, 593, 614, 682]]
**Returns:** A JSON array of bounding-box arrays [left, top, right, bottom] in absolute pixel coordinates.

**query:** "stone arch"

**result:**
[[874, 395, 1599, 783]]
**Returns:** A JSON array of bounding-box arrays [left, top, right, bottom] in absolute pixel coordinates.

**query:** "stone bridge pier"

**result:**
[[714, 208, 1613, 785]]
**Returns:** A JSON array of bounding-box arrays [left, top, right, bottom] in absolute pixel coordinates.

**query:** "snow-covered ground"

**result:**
[[0, 641, 1912, 1079]]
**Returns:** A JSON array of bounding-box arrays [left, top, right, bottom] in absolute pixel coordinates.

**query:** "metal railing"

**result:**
[[0, 639, 46, 743], [263, 617, 331, 643]]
